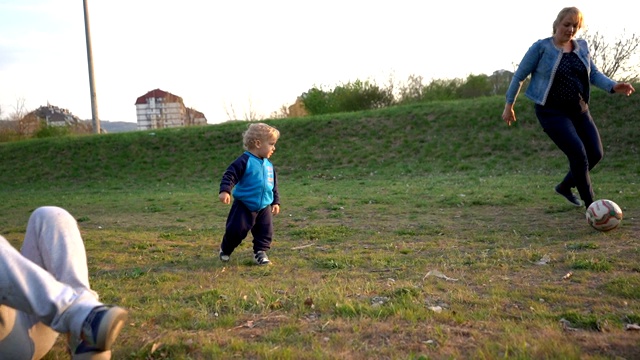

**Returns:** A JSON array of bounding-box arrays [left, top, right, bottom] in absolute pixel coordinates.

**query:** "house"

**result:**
[[187, 108, 207, 125], [288, 97, 308, 117], [34, 104, 81, 126], [14, 104, 82, 135], [135, 89, 207, 130]]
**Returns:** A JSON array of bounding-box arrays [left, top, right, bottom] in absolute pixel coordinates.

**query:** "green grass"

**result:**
[[1, 91, 639, 359]]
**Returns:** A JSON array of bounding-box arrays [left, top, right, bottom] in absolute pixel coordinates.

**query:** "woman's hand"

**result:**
[[613, 82, 635, 96], [502, 103, 516, 126]]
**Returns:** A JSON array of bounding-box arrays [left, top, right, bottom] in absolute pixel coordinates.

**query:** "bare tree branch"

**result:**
[[9, 97, 27, 121], [224, 99, 263, 121], [223, 101, 238, 121], [269, 104, 290, 119], [582, 29, 640, 82], [243, 98, 257, 121]]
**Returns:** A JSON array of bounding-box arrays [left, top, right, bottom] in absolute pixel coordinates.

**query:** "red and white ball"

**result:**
[[585, 199, 623, 231]]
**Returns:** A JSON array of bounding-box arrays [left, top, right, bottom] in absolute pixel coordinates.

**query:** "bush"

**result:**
[[301, 80, 394, 115], [0, 120, 31, 142], [421, 78, 464, 102], [298, 71, 526, 115], [395, 76, 465, 104], [300, 87, 335, 115], [0, 128, 24, 143], [34, 124, 71, 138], [333, 80, 394, 112]]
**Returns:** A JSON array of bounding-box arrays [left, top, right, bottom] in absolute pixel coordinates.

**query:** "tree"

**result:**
[[396, 75, 426, 104], [421, 78, 463, 102], [489, 70, 513, 96], [581, 29, 640, 82], [457, 74, 493, 98], [8, 98, 27, 121], [2, 98, 38, 136]]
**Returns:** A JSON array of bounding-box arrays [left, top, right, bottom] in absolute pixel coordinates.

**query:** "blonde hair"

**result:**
[[242, 123, 280, 150], [552, 7, 583, 35]]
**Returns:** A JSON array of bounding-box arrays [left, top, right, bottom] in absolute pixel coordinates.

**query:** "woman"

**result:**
[[502, 7, 635, 209]]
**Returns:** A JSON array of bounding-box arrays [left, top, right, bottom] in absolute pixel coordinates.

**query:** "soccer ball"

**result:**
[[585, 199, 623, 231]]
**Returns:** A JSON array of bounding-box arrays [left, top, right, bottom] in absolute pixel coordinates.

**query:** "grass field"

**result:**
[[0, 91, 639, 359]]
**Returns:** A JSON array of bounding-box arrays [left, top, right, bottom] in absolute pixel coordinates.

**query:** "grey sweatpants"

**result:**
[[0, 207, 103, 359]]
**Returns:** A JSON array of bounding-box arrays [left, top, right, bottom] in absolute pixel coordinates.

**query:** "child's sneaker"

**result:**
[[77, 305, 127, 354], [219, 248, 230, 262], [254, 251, 271, 265]]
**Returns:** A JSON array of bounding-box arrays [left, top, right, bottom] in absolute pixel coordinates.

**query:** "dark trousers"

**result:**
[[535, 104, 603, 207], [221, 200, 273, 255]]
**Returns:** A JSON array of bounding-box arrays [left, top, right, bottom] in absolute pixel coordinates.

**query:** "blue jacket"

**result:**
[[505, 37, 616, 105], [219, 151, 279, 212]]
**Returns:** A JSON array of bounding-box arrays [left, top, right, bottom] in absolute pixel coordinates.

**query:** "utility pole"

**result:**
[[83, 0, 100, 134]]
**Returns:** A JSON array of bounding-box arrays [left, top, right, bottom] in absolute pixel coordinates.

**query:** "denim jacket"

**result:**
[[505, 37, 616, 105]]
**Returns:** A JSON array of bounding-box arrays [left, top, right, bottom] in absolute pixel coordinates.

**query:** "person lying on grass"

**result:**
[[0, 206, 127, 360]]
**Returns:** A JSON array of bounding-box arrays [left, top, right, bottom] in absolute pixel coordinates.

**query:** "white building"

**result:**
[[34, 104, 81, 126], [135, 89, 207, 130]]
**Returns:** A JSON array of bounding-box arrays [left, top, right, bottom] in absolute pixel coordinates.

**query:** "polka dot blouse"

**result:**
[[545, 52, 589, 112]]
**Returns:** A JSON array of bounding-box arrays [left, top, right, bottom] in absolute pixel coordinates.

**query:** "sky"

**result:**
[[0, 0, 638, 125]]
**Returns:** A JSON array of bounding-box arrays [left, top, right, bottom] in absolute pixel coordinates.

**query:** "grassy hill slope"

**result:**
[[1, 91, 637, 191]]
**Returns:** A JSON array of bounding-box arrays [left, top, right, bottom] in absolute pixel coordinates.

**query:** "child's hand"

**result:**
[[219, 192, 231, 204], [272, 204, 280, 215]]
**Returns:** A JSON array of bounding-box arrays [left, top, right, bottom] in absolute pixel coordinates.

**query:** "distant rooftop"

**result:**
[[135, 88, 184, 105]]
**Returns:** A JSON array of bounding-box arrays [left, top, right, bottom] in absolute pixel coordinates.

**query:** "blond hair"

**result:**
[[552, 7, 583, 35], [242, 123, 280, 150]]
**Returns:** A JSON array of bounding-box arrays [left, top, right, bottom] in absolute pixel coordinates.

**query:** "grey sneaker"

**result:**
[[77, 305, 127, 354], [68, 333, 111, 360], [254, 251, 271, 265], [219, 248, 230, 262], [554, 185, 582, 207]]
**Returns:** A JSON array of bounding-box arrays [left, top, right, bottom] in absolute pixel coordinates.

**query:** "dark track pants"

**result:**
[[220, 200, 273, 255], [535, 104, 603, 207]]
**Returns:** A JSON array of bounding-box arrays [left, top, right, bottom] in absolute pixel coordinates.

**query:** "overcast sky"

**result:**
[[0, 0, 638, 124]]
